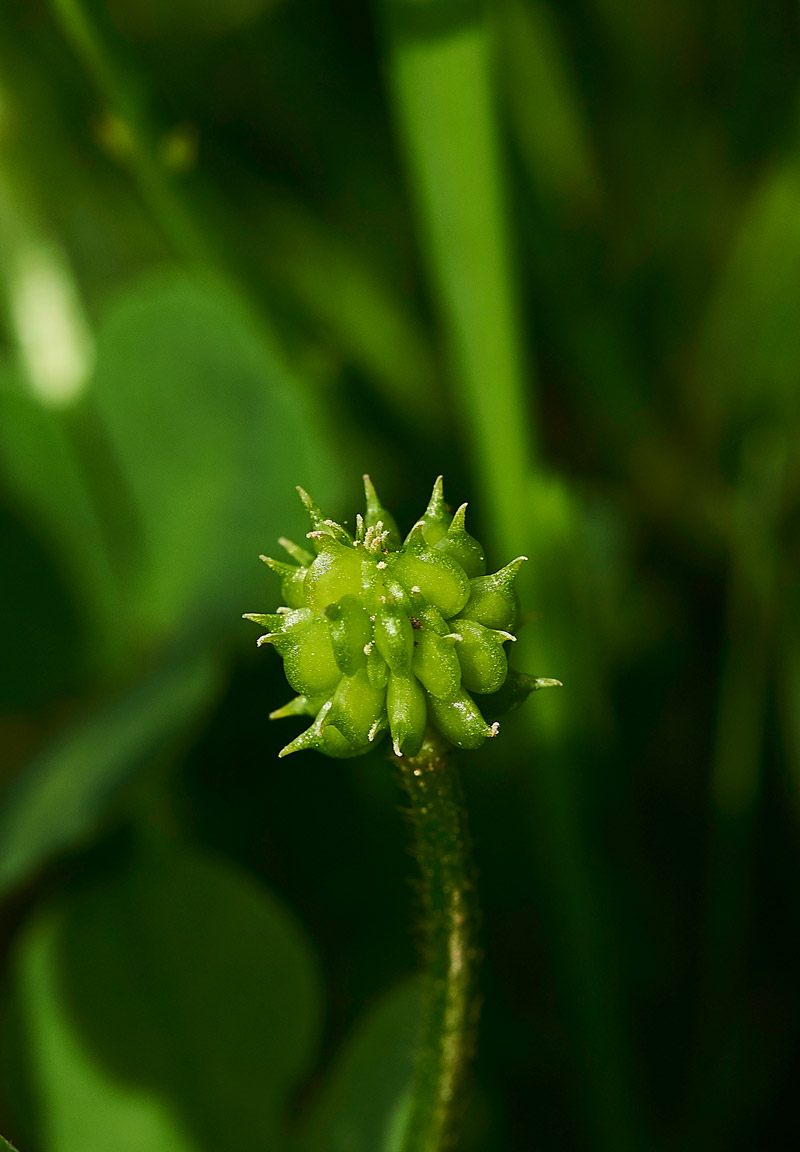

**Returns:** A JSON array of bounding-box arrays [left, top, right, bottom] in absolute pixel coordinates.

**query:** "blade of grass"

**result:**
[[687, 426, 788, 1150], [252, 195, 445, 428], [380, 0, 535, 553], [496, 0, 601, 220], [684, 144, 800, 1148], [779, 589, 800, 808]]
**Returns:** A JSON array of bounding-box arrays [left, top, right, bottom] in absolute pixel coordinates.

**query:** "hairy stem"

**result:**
[[395, 730, 480, 1152]]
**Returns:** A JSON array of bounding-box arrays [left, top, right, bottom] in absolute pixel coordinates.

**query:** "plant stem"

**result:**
[[395, 730, 480, 1152]]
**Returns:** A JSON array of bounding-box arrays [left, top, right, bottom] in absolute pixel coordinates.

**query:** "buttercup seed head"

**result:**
[[245, 477, 560, 758]]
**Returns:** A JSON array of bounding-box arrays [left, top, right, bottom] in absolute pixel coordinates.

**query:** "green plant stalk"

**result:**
[[395, 730, 479, 1152]]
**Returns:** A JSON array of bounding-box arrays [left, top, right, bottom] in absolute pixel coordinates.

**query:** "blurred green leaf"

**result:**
[[515, 472, 614, 741], [497, 0, 601, 218], [511, 469, 648, 1151], [697, 157, 800, 436], [297, 978, 422, 1152], [1, 1135, 20, 1150], [780, 587, 800, 817], [256, 198, 444, 427], [13, 840, 323, 1152], [90, 268, 342, 643], [0, 499, 84, 710], [14, 906, 200, 1152], [0, 165, 94, 407], [0, 372, 119, 644], [0, 656, 219, 897]]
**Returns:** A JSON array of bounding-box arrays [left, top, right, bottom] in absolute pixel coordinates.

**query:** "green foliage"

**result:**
[[0, 377, 119, 647], [297, 979, 423, 1152], [91, 269, 340, 644], [0, 658, 219, 897], [255, 198, 444, 428], [497, 0, 601, 219], [699, 158, 800, 431], [13, 840, 322, 1152], [1, 0, 799, 1148]]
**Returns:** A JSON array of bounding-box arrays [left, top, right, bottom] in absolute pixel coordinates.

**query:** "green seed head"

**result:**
[[245, 476, 560, 759]]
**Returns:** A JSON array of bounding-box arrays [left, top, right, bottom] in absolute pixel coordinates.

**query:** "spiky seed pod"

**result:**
[[246, 476, 559, 759]]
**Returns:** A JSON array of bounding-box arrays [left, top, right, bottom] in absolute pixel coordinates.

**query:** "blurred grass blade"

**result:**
[[256, 198, 445, 429], [779, 590, 800, 797], [1, 1137, 19, 1150], [709, 432, 786, 817], [0, 379, 119, 649], [380, 0, 535, 552], [12, 841, 323, 1152], [297, 978, 423, 1152], [687, 145, 798, 1143], [496, 0, 601, 219], [514, 473, 646, 1152], [693, 157, 800, 443], [0, 47, 94, 410], [0, 656, 219, 897], [690, 428, 788, 1144], [0, 165, 94, 408]]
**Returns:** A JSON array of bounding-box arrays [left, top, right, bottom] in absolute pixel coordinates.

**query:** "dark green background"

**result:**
[[1, 0, 798, 1148]]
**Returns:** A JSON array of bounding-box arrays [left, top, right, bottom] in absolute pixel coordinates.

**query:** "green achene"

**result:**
[[245, 477, 558, 758]]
